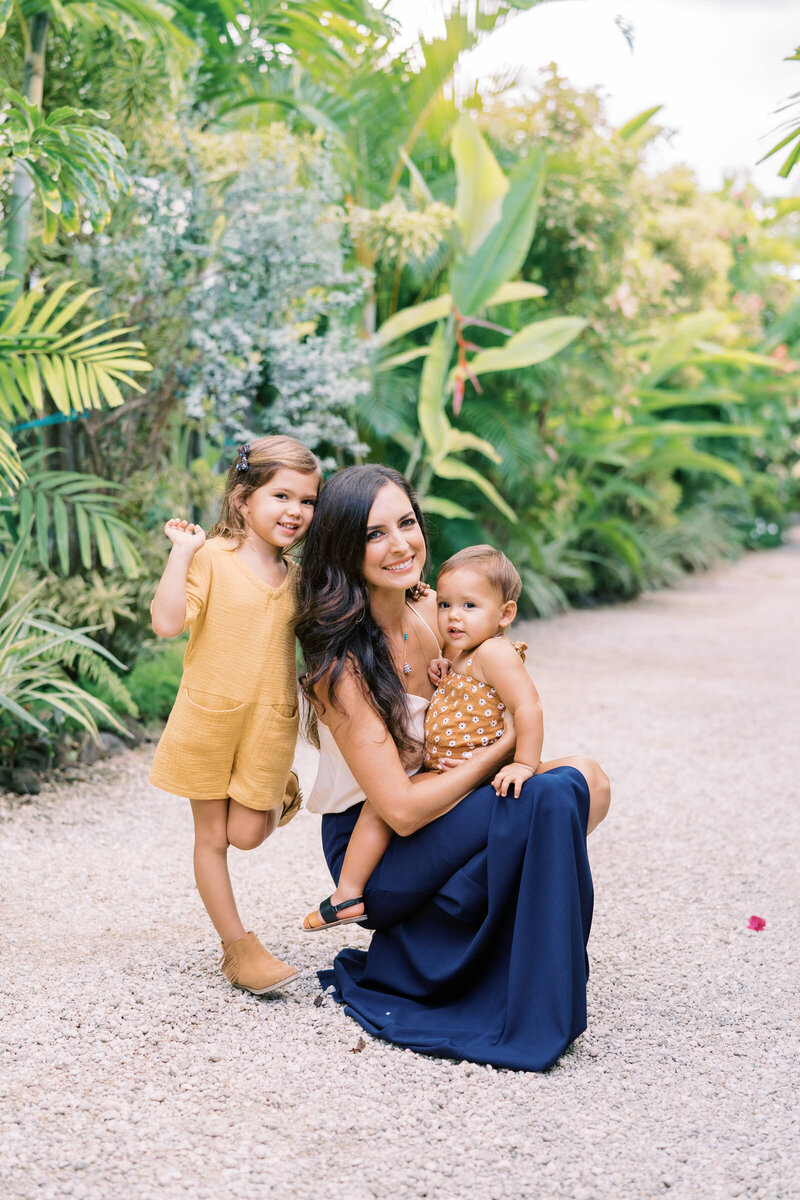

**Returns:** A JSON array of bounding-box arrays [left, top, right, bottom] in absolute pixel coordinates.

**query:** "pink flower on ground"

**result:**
[[747, 915, 766, 931]]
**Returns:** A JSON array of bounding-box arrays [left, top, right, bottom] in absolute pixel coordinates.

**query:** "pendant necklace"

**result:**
[[403, 627, 411, 675]]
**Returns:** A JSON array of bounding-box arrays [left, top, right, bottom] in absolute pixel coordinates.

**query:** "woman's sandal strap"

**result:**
[[318, 895, 365, 924]]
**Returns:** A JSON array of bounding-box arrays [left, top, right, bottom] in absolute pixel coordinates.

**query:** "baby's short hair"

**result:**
[[436, 544, 521, 604]]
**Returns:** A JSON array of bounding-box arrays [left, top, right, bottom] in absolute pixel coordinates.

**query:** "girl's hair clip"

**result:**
[[235, 443, 251, 472]]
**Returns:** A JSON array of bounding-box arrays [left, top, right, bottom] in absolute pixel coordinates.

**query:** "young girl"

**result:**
[[301, 543, 543, 931], [150, 435, 321, 991]]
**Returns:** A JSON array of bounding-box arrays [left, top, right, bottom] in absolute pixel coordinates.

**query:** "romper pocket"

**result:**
[[150, 688, 246, 799], [184, 689, 246, 715]]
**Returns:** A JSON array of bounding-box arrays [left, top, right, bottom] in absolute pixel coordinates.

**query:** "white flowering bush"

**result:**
[[184, 133, 369, 462], [73, 126, 369, 471]]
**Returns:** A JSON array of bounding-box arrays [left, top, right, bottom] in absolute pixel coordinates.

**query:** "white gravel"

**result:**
[[1, 535, 798, 1200]]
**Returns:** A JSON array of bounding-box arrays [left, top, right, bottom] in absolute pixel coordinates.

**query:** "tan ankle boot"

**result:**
[[219, 932, 299, 995], [278, 770, 303, 827]]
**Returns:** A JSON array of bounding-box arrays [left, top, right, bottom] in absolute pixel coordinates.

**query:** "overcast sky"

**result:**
[[388, 0, 800, 197]]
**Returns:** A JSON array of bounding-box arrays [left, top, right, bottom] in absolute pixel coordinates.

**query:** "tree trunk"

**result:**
[[6, 13, 50, 296]]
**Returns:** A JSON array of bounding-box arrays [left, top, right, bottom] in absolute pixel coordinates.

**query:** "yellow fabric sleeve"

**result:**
[[182, 545, 213, 630]]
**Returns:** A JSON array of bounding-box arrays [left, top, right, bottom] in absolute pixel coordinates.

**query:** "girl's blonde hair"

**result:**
[[208, 436, 322, 543]]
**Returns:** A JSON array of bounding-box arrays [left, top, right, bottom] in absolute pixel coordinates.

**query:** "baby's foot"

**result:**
[[301, 888, 366, 932]]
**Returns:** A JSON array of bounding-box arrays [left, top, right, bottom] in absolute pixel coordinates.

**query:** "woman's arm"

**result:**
[[321, 669, 513, 837]]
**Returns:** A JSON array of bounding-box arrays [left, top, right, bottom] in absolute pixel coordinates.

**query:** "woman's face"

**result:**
[[362, 482, 426, 592]]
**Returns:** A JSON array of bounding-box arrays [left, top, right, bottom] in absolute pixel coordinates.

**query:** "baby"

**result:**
[[302, 543, 544, 931], [423, 544, 543, 794]]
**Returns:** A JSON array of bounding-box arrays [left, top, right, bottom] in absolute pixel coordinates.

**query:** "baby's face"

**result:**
[[435, 567, 510, 655]]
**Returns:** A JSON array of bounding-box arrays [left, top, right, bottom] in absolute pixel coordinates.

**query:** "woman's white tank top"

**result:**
[[305, 602, 439, 815], [306, 694, 428, 815]]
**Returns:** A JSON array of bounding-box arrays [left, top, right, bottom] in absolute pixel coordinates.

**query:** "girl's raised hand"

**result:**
[[164, 518, 206, 551]]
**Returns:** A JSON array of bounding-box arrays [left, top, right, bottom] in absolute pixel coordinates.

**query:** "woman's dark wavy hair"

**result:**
[[296, 464, 429, 757]]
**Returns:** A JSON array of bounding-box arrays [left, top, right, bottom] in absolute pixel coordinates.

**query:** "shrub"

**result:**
[[125, 638, 186, 722]]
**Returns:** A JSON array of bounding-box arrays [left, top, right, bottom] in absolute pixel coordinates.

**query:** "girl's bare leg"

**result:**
[[190, 798, 279, 944], [190, 798, 246, 944], [302, 801, 391, 929], [226, 798, 279, 850], [536, 755, 611, 835]]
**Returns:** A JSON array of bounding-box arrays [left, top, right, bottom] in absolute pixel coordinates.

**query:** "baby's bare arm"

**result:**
[[473, 639, 544, 797]]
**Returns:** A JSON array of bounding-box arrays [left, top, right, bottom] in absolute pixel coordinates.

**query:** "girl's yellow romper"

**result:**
[[423, 641, 527, 771], [149, 538, 300, 811]]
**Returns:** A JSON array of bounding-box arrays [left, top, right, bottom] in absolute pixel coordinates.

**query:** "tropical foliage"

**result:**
[[0, 2, 798, 764], [760, 45, 800, 178]]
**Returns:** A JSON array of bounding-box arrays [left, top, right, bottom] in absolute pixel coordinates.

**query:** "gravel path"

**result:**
[[2, 537, 798, 1200]]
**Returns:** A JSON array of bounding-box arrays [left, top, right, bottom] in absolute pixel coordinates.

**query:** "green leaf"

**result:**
[[27, 281, 76, 333], [376, 347, 431, 373], [0, 363, 27, 419], [92, 367, 125, 408], [34, 490, 49, 567], [644, 311, 724, 384], [91, 511, 114, 568], [417, 325, 452, 459], [469, 317, 587, 378], [0, 525, 30, 609], [108, 524, 142, 578], [585, 519, 642, 573], [0, 693, 49, 735], [603, 421, 759, 443], [376, 285, 547, 352], [485, 281, 547, 306], [26, 356, 44, 411], [377, 295, 453, 346], [617, 105, 663, 141], [443, 427, 501, 464], [38, 288, 99, 335], [432, 456, 517, 524], [690, 342, 793, 372], [62, 356, 81, 414], [418, 495, 475, 521], [451, 148, 546, 316], [451, 114, 509, 256], [0, 0, 13, 39], [652, 448, 743, 486], [635, 387, 745, 412], [19, 488, 34, 530], [75, 505, 92, 569], [400, 148, 434, 205], [53, 494, 70, 575]]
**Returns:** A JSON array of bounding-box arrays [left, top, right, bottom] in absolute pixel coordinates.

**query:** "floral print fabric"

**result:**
[[423, 641, 527, 771]]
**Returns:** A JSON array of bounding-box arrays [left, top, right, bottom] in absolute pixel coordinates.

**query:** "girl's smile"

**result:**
[[239, 468, 318, 550]]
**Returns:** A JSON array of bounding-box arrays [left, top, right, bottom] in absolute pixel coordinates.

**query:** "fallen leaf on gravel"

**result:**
[[747, 915, 766, 931], [350, 1037, 366, 1053]]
